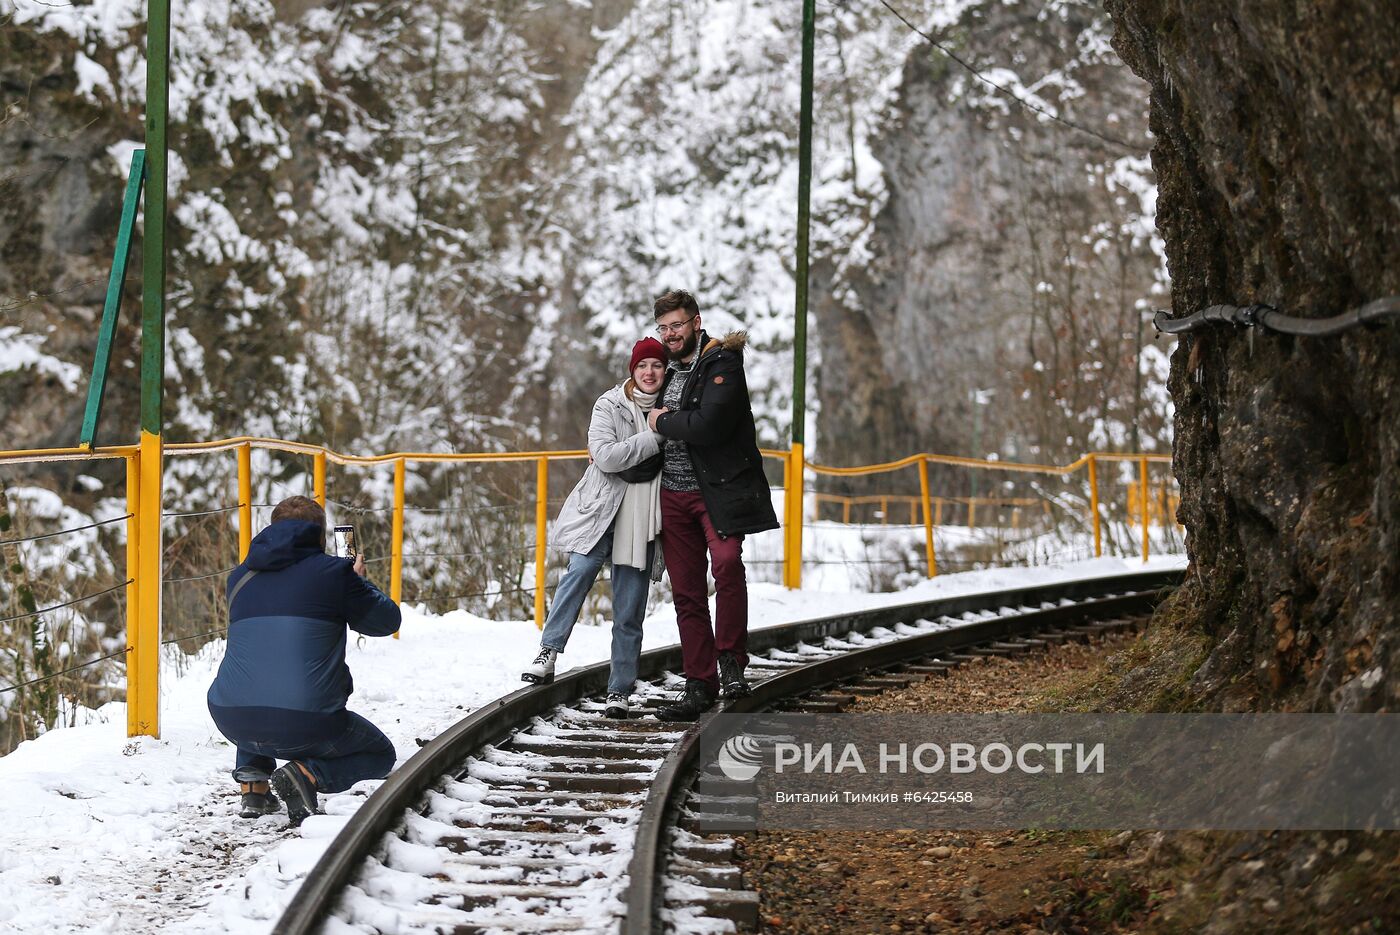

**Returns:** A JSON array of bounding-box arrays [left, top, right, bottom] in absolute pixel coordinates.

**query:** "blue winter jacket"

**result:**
[[207, 519, 400, 742]]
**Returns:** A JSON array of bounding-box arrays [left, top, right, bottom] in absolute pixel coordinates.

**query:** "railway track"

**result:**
[[272, 569, 1178, 935]]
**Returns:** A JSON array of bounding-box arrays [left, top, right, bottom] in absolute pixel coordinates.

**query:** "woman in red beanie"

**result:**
[[520, 337, 668, 718]]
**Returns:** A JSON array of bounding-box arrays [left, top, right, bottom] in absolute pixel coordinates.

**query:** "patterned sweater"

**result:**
[[660, 358, 699, 491]]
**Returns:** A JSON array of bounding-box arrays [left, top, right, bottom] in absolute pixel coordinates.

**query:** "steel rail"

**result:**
[[273, 568, 1179, 934], [622, 589, 1168, 935]]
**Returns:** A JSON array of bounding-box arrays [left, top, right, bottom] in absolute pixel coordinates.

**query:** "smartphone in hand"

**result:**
[[331, 524, 358, 560]]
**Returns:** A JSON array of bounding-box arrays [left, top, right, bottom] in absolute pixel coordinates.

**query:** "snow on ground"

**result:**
[[0, 554, 1184, 934]]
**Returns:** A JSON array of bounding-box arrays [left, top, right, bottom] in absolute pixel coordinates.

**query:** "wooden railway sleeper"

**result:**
[[665, 886, 761, 927], [670, 860, 743, 889], [503, 738, 671, 760]]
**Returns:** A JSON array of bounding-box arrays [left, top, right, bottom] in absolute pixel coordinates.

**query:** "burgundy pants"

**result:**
[[660, 488, 748, 688]]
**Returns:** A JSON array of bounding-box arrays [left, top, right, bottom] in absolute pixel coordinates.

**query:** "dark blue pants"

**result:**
[[227, 711, 395, 794]]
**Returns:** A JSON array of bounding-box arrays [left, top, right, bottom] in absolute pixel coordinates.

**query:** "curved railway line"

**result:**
[[273, 569, 1179, 935]]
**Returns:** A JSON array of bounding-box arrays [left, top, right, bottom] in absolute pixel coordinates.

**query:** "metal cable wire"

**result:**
[[161, 504, 242, 518], [162, 627, 228, 646], [322, 498, 393, 514], [0, 513, 133, 547], [401, 545, 535, 560], [1153, 296, 1400, 335], [872, 0, 1141, 153], [403, 585, 537, 604], [402, 502, 525, 515], [164, 564, 240, 584], [0, 580, 131, 625], [0, 645, 130, 695], [323, 497, 527, 517]]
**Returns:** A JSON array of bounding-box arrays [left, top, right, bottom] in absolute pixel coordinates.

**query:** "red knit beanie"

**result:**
[[629, 337, 666, 371]]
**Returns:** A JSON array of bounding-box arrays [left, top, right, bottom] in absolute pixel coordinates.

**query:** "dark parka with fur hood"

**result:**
[[653, 330, 780, 538]]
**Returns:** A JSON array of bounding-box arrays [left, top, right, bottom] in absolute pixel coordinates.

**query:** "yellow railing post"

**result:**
[[1087, 454, 1102, 557], [534, 456, 548, 629], [781, 452, 791, 584], [782, 456, 792, 585], [391, 457, 405, 606], [313, 450, 326, 508], [237, 442, 252, 561], [1140, 456, 1150, 562], [131, 432, 162, 738], [968, 499, 977, 530], [784, 443, 805, 588], [842, 498, 850, 525], [123, 451, 145, 738], [918, 455, 936, 578]]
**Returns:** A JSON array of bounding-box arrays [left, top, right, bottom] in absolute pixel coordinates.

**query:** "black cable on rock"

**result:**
[[1153, 296, 1400, 336]]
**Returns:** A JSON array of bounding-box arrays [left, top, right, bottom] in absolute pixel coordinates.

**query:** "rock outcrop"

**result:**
[[817, 0, 1161, 473], [1105, 0, 1399, 711]]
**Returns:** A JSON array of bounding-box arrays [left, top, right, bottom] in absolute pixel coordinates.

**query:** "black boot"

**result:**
[[271, 762, 323, 828], [238, 782, 281, 818], [717, 651, 751, 699], [656, 678, 718, 721]]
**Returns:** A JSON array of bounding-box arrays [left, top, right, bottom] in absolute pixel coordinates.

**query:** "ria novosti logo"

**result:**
[[715, 734, 1108, 781], [717, 734, 764, 781]]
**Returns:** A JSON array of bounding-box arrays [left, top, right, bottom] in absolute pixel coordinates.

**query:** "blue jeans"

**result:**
[[229, 711, 395, 794], [540, 524, 653, 695]]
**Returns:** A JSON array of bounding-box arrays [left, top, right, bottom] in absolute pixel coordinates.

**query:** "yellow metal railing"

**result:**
[[163, 437, 595, 633], [793, 450, 1174, 585], [1, 439, 1175, 740], [813, 493, 1045, 527]]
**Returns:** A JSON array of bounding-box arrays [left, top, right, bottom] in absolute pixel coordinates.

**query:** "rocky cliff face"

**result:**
[[1105, 0, 1399, 711], [1, 16, 133, 453], [818, 1, 1163, 473]]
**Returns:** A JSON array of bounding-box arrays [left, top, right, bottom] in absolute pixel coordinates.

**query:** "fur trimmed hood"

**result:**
[[700, 329, 748, 357]]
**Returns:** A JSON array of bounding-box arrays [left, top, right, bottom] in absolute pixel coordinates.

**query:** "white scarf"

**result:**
[[612, 380, 663, 570]]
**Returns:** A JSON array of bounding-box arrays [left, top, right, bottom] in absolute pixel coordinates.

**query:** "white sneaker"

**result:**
[[522, 647, 559, 685], [604, 693, 630, 719]]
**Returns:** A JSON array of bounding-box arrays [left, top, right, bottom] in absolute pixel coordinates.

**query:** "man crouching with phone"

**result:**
[[207, 496, 401, 826]]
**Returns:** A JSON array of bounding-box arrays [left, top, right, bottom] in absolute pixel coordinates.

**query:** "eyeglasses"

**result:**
[[655, 314, 697, 335]]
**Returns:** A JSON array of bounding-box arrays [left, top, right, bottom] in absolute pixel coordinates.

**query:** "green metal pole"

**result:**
[[792, 0, 815, 449], [80, 149, 145, 449], [141, 0, 169, 434], [131, 0, 170, 739], [785, 0, 816, 589]]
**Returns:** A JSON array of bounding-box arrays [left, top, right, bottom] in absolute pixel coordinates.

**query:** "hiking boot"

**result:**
[[522, 647, 559, 685], [271, 762, 322, 828], [656, 678, 718, 721], [238, 782, 281, 818], [604, 693, 630, 719], [717, 651, 751, 699]]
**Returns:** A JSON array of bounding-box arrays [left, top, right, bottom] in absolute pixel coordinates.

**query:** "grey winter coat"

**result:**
[[551, 382, 663, 556]]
